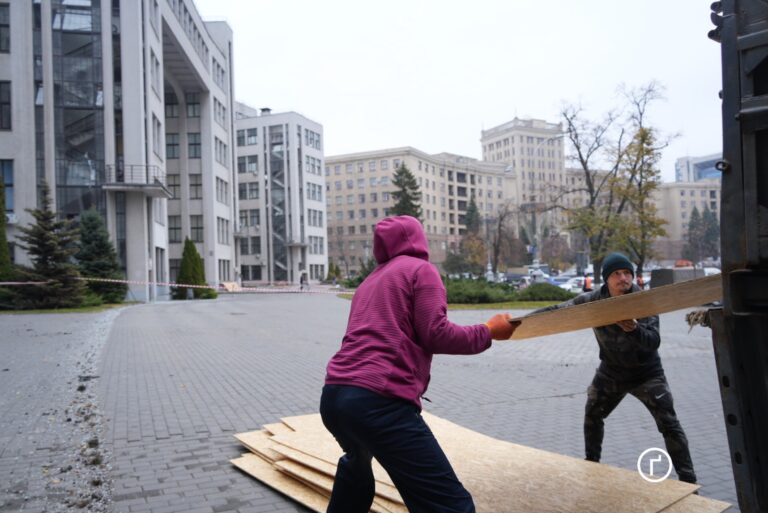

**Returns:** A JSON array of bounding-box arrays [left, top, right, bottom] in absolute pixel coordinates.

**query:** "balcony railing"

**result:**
[[104, 164, 171, 198]]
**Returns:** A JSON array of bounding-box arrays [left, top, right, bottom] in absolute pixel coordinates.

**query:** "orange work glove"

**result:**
[[485, 313, 520, 340]]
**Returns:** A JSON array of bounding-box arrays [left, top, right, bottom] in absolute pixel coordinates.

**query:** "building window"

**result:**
[[0, 4, 9, 53], [1, 160, 12, 213], [166, 133, 179, 158], [169, 259, 181, 283], [189, 174, 202, 199], [216, 217, 230, 245], [166, 174, 180, 198], [215, 177, 229, 205], [236, 129, 245, 146], [190, 215, 203, 242], [248, 182, 259, 199], [246, 155, 258, 173], [168, 215, 181, 243], [246, 128, 258, 145], [165, 91, 179, 118], [152, 115, 162, 158], [0, 81, 10, 129], [188, 132, 201, 158], [186, 92, 200, 117]]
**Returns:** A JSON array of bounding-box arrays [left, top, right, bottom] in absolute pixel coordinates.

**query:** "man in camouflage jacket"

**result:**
[[535, 252, 697, 484]]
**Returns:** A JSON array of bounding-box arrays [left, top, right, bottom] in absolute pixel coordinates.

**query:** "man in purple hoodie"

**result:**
[[321, 215, 517, 513]]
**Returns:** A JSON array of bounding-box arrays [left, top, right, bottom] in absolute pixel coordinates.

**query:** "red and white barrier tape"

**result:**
[[1, 276, 350, 294]]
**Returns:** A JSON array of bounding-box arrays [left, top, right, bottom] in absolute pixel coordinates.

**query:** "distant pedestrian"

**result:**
[[320, 215, 519, 513], [300, 273, 309, 291]]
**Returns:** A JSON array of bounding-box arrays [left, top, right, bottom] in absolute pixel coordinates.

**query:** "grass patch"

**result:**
[[0, 302, 136, 315]]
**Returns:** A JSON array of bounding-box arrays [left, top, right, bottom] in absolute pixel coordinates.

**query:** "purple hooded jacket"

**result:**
[[324, 216, 492, 408]]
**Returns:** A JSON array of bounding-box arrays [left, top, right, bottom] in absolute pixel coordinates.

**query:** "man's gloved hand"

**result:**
[[485, 313, 520, 340]]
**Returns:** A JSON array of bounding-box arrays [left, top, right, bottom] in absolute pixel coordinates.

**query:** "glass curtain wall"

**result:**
[[51, 0, 105, 218]]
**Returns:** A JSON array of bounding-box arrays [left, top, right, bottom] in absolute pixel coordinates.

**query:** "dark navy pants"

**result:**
[[319, 384, 475, 513]]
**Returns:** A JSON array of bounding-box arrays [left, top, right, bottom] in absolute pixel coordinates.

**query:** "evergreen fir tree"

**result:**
[[390, 164, 422, 220], [701, 206, 720, 260], [75, 208, 127, 303], [16, 181, 85, 308], [464, 195, 482, 235], [173, 238, 216, 299], [682, 206, 703, 263]]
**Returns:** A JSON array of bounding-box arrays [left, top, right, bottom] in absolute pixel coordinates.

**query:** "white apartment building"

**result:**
[[325, 147, 509, 276], [234, 103, 327, 284], [653, 179, 721, 260], [0, 0, 236, 301]]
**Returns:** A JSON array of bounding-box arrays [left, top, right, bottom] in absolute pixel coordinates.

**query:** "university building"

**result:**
[[234, 103, 327, 284], [0, 0, 237, 300]]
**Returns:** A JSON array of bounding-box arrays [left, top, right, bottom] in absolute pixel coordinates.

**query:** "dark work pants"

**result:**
[[319, 384, 475, 513], [584, 372, 697, 483]]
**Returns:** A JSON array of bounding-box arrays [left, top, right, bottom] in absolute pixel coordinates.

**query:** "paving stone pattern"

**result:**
[[1, 292, 739, 512]]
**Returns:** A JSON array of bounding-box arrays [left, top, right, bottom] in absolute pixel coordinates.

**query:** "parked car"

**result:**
[[559, 276, 585, 293]]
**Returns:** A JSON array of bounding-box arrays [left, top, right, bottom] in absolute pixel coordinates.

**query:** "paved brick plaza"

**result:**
[[1, 292, 738, 512]]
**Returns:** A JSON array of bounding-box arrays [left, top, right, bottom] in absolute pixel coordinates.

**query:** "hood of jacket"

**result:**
[[373, 215, 429, 264]]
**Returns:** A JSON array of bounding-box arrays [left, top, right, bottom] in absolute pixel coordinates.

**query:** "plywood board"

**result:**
[[262, 422, 294, 436], [658, 494, 732, 513], [231, 454, 326, 513], [270, 443, 403, 504], [509, 275, 722, 340], [234, 430, 284, 462], [270, 412, 702, 513], [275, 460, 407, 513]]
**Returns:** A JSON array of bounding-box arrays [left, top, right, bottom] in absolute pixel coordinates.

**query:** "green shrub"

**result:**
[[517, 283, 576, 301], [445, 279, 516, 304]]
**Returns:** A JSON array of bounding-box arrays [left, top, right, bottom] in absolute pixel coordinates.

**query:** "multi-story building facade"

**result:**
[[481, 117, 570, 242], [325, 147, 510, 276], [675, 153, 722, 182], [652, 179, 722, 260], [234, 103, 327, 284], [1, 0, 236, 301]]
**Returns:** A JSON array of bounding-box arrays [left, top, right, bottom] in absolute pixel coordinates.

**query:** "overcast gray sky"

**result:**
[[194, 0, 723, 183]]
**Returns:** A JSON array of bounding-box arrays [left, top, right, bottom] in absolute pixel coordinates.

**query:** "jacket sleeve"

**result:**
[[626, 315, 661, 350], [411, 264, 492, 355]]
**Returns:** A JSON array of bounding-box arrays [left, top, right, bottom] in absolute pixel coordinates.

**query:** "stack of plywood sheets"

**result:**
[[232, 412, 730, 513]]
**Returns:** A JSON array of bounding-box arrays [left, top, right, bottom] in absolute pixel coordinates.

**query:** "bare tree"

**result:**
[[558, 81, 669, 283]]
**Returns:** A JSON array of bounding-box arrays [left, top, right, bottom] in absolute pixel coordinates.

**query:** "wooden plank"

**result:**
[[231, 454, 327, 513], [269, 412, 705, 513], [262, 422, 294, 436], [270, 443, 403, 504], [509, 275, 722, 340], [233, 430, 283, 462], [658, 494, 732, 513], [275, 460, 407, 513]]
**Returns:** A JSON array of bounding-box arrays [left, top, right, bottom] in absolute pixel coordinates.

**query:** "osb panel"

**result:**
[[280, 413, 326, 432], [262, 422, 294, 436], [509, 275, 722, 340], [230, 454, 326, 513], [270, 443, 403, 504], [233, 430, 283, 462], [658, 494, 732, 513], [275, 460, 407, 513], [270, 412, 703, 513]]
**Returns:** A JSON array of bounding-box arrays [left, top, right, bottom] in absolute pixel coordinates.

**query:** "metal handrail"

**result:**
[[105, 164, 166, 186]]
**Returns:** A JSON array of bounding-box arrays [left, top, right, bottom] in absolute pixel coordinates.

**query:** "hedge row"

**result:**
[[445, 280, 576, 304]]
